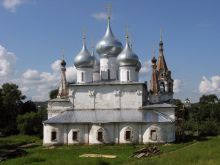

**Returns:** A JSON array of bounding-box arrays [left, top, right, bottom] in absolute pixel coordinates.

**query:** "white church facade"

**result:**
[[43, 14, 176, 145]]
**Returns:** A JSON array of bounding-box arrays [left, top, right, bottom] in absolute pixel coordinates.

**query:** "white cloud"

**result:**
[[20, 60, 77, 101], [199, 76, 220, 94], [139, 60, 151, 79], [2, 0, 28, 12], [0, 45, 16, 77], [173, 79, 182, 93], [92, 12, 108, 20]]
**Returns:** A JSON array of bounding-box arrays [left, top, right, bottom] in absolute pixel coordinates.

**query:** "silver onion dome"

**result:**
[[117, 35, 141, 71], [74, 39, 94, 68], [91, 46, 100, 72], [96, 17, 123, 57]]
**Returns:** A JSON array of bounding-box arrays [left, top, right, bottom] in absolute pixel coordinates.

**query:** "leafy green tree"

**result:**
[[199, 94, 218, 104], [0, 83, 25, 135], [18, 100, 37, 115]]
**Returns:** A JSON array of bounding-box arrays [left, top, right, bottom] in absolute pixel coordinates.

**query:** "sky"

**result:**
[[0, 0, 220, 102]]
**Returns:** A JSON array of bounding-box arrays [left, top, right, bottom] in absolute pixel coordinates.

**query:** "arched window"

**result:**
[[51, 131, 57, 141], [127, 70, 130, 81], [124, 127, 132, 141], [72, 130, 79, 141], [97, 128, 103, 142], [160, 82, 165, 92], [81, 72, 84, 82], [150, 130, 157, 141]]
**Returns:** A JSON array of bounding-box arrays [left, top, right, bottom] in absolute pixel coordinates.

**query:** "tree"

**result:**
[[199, 94, 218, 104], [17, 112, 42, 135], [18, 100, 37, 115], [0, 83, 26, 135], [49, 89, 58, 99]]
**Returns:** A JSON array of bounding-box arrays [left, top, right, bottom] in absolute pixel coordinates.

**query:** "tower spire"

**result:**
[[150, 50, 159, 95], [157, 29, 168, 72], [57, 50, 68, 99]]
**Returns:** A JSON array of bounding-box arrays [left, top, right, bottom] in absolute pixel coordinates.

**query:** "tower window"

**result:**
[[107, 69, 110, 80], [72, 131, 78, 141], [160, 82, 165, 92], [127, 71, 130, 81], [81, 72, 84, 82], [150, 130, 157, 141], [97, 129, 103, 142], [51, 131, 57, 141]]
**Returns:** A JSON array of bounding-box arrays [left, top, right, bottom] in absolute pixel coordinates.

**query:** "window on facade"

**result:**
[[160, 82, 165, 92], [125, 130, 131, 141], [168, 82, 172, 92], [72, 131, 78, 141], [127, 71, 130, 81], [150, 130, 157, 141], [81, 72, 84, 82], [51, 131, 57, 141], [97, 130, 103, 142], [107, 69, 110, 80]]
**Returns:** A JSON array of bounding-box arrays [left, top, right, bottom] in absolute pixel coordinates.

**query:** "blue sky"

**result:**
[[0, 0, 220, 102]]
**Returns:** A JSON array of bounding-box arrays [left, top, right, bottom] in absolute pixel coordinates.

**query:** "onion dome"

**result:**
[[74, 37, 94, 68], [96, 17, 123, 57], [91, 46, 100, 73], [61, 59, 66, 67], [151, 56, 157, 64], [117, 35, 141, 71]]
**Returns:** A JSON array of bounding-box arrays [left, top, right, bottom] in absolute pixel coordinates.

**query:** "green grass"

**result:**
[[1, 135, 220, 165]]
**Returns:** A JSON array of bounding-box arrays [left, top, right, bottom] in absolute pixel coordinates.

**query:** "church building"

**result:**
[[43, 13, 176, 145]]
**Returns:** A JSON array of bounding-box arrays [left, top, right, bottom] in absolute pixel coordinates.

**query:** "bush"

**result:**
[[17, 111, 43, 136], [199, 120, 219, 136]]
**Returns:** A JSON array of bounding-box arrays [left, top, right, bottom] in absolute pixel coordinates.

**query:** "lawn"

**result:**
[[0, 135, 220, 165]]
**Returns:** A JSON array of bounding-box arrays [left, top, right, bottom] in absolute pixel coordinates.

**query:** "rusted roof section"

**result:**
[[150, 57, 159, 94], [157, 40, 168, 72]]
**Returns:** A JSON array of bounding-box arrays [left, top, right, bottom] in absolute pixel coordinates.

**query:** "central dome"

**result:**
[[96, 17, 123, 57]]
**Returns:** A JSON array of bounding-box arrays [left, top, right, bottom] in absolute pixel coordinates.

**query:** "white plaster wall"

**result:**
[[69, 84, 143, 110], [119, 123, 139, 143], [119, 67, 138, 82], [93, 72, 100, 82], [47, 101, 72, 119], [142, 123, 175, 143], [100, 57, 118, 80], [43, 124, 65, 145], [120, 85, 143, 109], [74, 86, 95, 109], [76, 68, 93, 83], [67, 124, 86, 144], [143, 108, 175, 122], [43, 122, 175, 145]]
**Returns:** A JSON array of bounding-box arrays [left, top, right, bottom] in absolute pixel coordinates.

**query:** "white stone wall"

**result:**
[[142, 123, 175, 143], [143, 108, 175, 122], [119, 123, 139, 144], [119, 66, 138, 82], [43, 124, 65, 145], [69, 84, 144, 110], [76, 68, 93, 83], [100, 57, 118, 80], [47, 101, 72, 119], [93, 72, 100, 82], [43, 122, 175, 145]]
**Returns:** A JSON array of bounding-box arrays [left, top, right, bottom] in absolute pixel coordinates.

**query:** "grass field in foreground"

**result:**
[[0, 135, 220, 165]]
